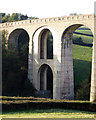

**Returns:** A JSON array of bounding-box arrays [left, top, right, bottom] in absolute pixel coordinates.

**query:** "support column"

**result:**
[[60, 33, 74, 100]]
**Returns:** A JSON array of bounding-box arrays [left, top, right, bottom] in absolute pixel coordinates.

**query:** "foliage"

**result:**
[[72, 27, 93, 100], [2, 96, 96, 112], [47, 32, 53, 59], [2, 14, 10, 23], [72, 29, 93, 45], [2, 30, 35, 96], [1, 13, 38, 23], [73, 44, 92, 100], [75, 79, 91, 100]]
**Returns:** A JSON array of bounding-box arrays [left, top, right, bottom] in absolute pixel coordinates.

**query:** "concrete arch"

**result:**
[[38, 64, 53, 95], [38, 29, 53, 59], [32, 26, 59, 60], [60, 24, 93, 100], [31, 26, 58, 98], [63, 23, 94, 35]]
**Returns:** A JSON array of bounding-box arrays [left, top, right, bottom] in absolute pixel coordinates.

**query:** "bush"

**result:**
[[75, 79, 90, 100], [2, 98, 96, 112]]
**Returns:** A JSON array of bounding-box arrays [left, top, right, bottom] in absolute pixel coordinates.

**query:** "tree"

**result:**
[[2, 30, 35, 96], [2, 14, 10, 23], [8, 13, 19, 22], [1, 13, 38, 23]]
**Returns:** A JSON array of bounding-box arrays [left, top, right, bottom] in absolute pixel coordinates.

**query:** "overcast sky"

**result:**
[[0, 0, 96, 18]]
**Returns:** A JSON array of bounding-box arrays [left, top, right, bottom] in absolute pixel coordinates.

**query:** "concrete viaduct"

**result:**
[[0, 14, 96, 102]]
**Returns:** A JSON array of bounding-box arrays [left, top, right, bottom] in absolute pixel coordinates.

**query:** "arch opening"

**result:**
[[39, 29, 53, 59], [61, 24, 93, 100], [8, 29, 29, 87], [39, 64, 53, 98]]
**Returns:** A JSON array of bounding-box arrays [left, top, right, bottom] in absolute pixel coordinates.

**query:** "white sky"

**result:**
[[0, 0, 96, 18]]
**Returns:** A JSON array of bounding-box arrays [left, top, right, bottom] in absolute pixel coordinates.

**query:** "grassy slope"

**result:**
[[73, 34, 93, 44], [72, 27, 93, 88], [73, 28, 93, 44], [75, 29, 93, 35], [72, 44, 92, 87]]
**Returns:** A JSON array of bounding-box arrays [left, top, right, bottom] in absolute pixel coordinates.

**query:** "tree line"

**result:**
[[1, 13, 38, 23]]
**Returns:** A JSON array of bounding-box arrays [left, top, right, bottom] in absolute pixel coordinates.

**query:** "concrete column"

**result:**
[[60, 33, 74, 100]]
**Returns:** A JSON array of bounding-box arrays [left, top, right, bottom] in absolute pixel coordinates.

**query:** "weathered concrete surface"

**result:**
[[0, 14, 95, 101]]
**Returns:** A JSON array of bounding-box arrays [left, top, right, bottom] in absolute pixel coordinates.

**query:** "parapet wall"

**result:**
[[0, 14, 94, 28]]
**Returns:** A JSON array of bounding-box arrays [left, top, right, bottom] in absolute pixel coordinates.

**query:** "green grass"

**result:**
[[1, 109, 95, 118], [75, 29, 93, 35], [72, 34, 93, 44], [72, 44, 92, 87], [73, 27, 93, 44], [72, 44, 92, 61], [72, 27, 93, 98]]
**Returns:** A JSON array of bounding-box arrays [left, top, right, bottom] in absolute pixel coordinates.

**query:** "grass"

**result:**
[[72, 27, 93, 99], [73, 27, 93, 44], [72, 44, 92, 61], [72, 34, 93, 44], [1, 96, 92, 103], [72, 44, 92, 87], [2, 96, 96, 118], [1, 109, 95, 118], [75, 29, 93, 35]]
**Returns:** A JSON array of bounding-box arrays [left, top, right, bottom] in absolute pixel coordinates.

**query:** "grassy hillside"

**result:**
[[75, 29, 93, 35], [73, 27, 93, 44], [72, 34, 93, 44], [73, 44, 92, 87], [72, 26, 93, 100]]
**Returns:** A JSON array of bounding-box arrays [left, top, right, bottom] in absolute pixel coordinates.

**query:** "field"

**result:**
[[73, 44, 92, 87], [72, 27, 93, 99], [73, 34, 93, 44]]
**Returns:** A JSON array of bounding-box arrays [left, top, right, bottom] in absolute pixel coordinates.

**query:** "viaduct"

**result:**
[[0, 14, 96, 102]]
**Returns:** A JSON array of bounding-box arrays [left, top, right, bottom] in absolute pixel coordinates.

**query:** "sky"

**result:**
[[0, 0, 96, 18]]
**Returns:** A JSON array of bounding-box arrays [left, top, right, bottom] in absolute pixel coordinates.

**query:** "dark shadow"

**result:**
[[35, 64, 53, 98], [2, 29, 36, 97], [73, 59, 91, 100]]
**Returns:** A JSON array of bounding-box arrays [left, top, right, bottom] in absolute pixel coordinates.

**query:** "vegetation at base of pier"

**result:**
[[2, 30, 36, 97]]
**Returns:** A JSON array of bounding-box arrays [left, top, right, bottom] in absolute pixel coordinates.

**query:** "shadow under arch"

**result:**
[[8, 28, 30, 89], [61, 23, 93, 100], [32, 26, 58, 59], [8, 28, 29, 50], [38, 28, 53, 59], [38, 64, 53, 98]]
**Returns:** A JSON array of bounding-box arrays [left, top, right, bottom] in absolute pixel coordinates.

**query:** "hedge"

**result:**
[[2, 101, 96, 112]]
